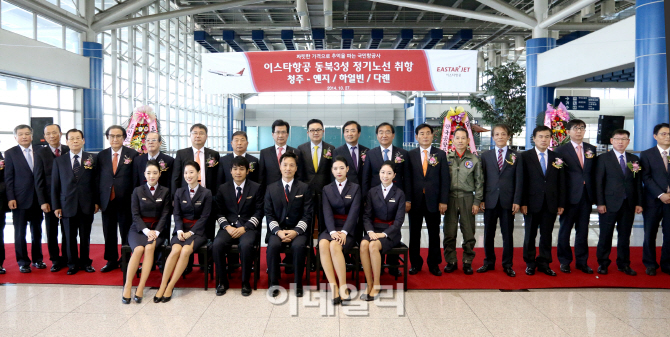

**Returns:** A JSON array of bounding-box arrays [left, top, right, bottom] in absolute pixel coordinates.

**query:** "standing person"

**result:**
[[218, 130, 259, 186], [258, 119, 300, 193], [133, 132, 174, 189], [333, 121, 368, 186], [443, 128, 483, 275], [0, 150, 7, 274], [477, 124, 522, 277], [98, 125, 139, 273], [595, 129, 642, 276], [5, 124, 45, 273], [640, 123, 670, 276], [407, 124, 449, 276], [52, 129, 99, 275], [520, 126, 565, 276], [34, 124, 70, 272], [555, 119, 596, 274]]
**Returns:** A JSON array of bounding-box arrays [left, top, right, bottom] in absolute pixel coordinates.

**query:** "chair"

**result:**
[[167, 240, 214, 290], [381, 243, 409, 292], [216, 233, 262, 290], [315, 245, 360, 290], [120, 242, 167, 283]]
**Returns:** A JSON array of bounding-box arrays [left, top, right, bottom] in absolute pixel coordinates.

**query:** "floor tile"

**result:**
[[338, 318, 416, 337]]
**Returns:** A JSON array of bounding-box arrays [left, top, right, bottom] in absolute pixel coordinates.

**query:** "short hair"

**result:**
[[184, 160, 200, 172], [376, 122, 394, 134], [532, 125, 552, 138], [342, 121, 361, 134], [611, 129, 630, 138], [231, 155, 250, 170], [146, 131, 162, 143], [332, 155, 349, 167], [414, 123, 433, 135], [231, 131, 248, 141], [44, 124, 62, 133], [105, 125, 127, 139], [492, 124, 511, 135], [453, 128, 469, 137], [279, 151, 298, 165], [306, 119, 324, 129], [272, 119, 290, 133], [566, 119, 586, 130], [190, 123, 208, 134], [145, 159, 161, 172], [654, 123, 670, 135], [66, 129, 84, 140], [380, 160, 396, 173], [13, 124, 33, 136]]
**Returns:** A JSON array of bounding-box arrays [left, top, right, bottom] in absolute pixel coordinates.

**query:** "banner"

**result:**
[[202, 50, 477, 93]]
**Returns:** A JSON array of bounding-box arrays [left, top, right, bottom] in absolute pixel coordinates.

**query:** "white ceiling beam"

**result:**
[[475, 0, 537, 27], [538, 0, 599, 29], [92, 0, 155, 31]]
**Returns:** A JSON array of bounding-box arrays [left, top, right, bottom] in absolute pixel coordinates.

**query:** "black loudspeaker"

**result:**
[[31, 117, 54, 146], [597, 115, 625, 145]]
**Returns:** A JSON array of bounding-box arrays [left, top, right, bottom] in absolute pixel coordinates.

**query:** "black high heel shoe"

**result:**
[[341, 289, 352, 306], [332, 296, 342, 305], [122, 296, 131, 304], [162, 291, 172, 303], [133, 288, 143, 303], [153, 296, 162, 303]]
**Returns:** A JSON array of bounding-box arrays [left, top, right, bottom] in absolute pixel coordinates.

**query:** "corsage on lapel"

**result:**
[[123, 155, 132, 165], [552, 158, 565, 169], [84, 155, 94, 169], [627, 161, 641, 177], [249, 162, 255, 172], [505, 153, 516, 165], [360, 149, 367, 162], [207, 155, 218, 168], [158, 159, 169, 172], [0, 159, 5, 170], [323, 148, 332, 160], [428, 154, 439, 166], [585, 149, 595, 159], [394, 153, 405, 163]]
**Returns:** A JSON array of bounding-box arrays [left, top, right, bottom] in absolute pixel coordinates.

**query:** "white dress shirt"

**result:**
[[657, 145, 670, 160], [311, 141, 323, 168], [20, 145, 34, 169], [419, 146, 431, 163], [49, 144, 62, 156], [495, 145, 508, 165], [275, 144, 287, 160], [347, 143, 359, 167], [281, 178, 294, 193], [142, 182, 160, 237], [111, 147, 122, 163], [380, 144, 394, 161], [147, 151, 160, 161], [221, 180, 246, 229], [535, 147, 548, 169], [70, 150, 82, 168], [192, 146, 206, 187]]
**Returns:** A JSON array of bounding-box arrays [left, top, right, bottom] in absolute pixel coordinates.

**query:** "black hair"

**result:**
[[279, 151, 298, 165], [566, 119, 586, 130], [654, 123, 670, 135], [492, 124, 511, 135], [611, 129, 630, 138], [453, 128, 469, 137], [190, 123, 208, 134], [376, 122, 394, 134], [184, 160, 200, 172], [380, 160, 396, 173], [272, 119, 290, 133], [44, 124, 62, 133], [332, 155, 349, 167], [105, 125, 127, 139], [66, 129, 84, 140], [414, 123, 433, 135], [342, 121, 361, 134], [145, 159, 161, 172], [231, 155, 250, 170], [13, 124, 32, 136], [532, 125, 552, 138], [306, 119, 324, 129], [231, 130, 248, 141]]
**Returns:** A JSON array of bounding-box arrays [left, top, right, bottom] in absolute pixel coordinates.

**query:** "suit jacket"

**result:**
[[215, 180, 264, 232], [554, 142, 597, 205], [363, 184, 405, 242], [332, 143, 369, 185], [407, 146, 449, 212], [0, 152, 7, 213], [173, 186, 212, 237], [4, 144, 41, 209], [264, 179, 313, 239], [172, 147, 220, 197], [361, 145, 411, 199], [322, 180, 361, 235], [217, 153, 259, 187], [130, 184, 171, 233], [133, 152, 174, 189], [481, 148, 523, 209], [297, 141, 336, 195], [97, 146, 139, 211], [51, 151, 99, 217], [258, 145, 300, 191], [640, 146, 670, 208], [520, 148, 566, 213], [34, 144, 70, 206], [596, 151, 642, 212]]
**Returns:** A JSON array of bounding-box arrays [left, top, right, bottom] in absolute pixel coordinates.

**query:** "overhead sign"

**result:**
[[202, 50, 478, 93], [558, 96, 600, 111]]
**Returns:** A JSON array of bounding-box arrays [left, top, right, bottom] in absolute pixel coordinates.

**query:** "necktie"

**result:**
[[313, 145, 319, 171], [620, 154, 627, 175], [539, 152, 546, 175], [351, 146, 358, 170], [277, 147, 284, 164], [190, 189, 194, 193], [663, 151, 668, 172], [383, 149, 389, 161], [150, 186, 155, 191], [497, 148, 503, 171], [236, 186, 242, 203], [195, 150, 204, 187], [112, 153, 118, 174], [422, 150, 428, 176], [24, 148, 33, 171], [577, 145, 584, 168], [73, 154, 81, 180], [284, 184, 290, 202], [55, 148, 60, 157]]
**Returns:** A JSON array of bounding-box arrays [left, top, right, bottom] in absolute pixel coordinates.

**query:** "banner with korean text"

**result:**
[[202, 50, 477, 93]]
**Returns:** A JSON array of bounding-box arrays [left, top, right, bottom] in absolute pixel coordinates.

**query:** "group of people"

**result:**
[[2, 117, 670, 305]]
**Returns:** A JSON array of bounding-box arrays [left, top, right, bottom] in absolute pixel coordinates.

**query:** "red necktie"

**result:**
[[55, 148, 60, 157], [190, 189, 194, 193], [150, 186, 155, 191]]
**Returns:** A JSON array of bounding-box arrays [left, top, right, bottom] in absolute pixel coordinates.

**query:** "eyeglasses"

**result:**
[[571, 127, 586, 131], [191, 132, 206, 136], [308, 128, 323, 133], [657, 132, 670, 138], [612, 138, 629, 142], [108, 135, 124, 139]]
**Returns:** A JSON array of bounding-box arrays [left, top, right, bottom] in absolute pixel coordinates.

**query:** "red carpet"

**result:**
[[1, 244, 669, 290]]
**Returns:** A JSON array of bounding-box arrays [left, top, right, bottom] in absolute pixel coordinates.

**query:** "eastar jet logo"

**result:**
[[436, 66, 471, 77], [208, 68, 245, 77]]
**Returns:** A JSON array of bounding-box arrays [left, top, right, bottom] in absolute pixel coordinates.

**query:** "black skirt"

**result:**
[[128, 222, 162, 250], [318, 229, 356, 254], [362, 226, 401, 254], [170, 233, 207, 250]]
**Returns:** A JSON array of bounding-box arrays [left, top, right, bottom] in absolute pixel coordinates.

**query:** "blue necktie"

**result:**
[[73, 154, 81, 180], [539, 152, 546, 175], [236, 186, 242, 203], [383, 149, 389, 161], [619, 155, 626, 175], [25, 148, 33, 171]]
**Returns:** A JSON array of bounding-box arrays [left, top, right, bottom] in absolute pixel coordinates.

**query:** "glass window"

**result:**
[[1, 1, 34, 39], [65, 27, 80, 54], [31, 82, 59, 108], [0, 105, 30, 132], [37, 15, 63, 48], [61, 0, 79, 15], [60, 87, 74, 110], [0, 75, 29, 105]]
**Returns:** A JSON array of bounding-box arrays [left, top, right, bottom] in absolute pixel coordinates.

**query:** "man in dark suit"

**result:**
[[52, 129, 99, 275], [407, 124, 449, 276], [133, 132, 174, 188], [595, 129, 642, 276], [332, 121, 368, 186], [477, 124, 522, 277], [98, 125, 139, 272], [640, 123, 670, 276], [258, 119, 300, 193], [217, 131, 259, 186], [297, 119, 335, 196], [172, 123, 220, 240], [213, 156, 264, 296], [34, 124, 70, 272], [0, 151, 9, 274], [265, 151, 313, 298], [520, 125, 565, 276], [5, 124, 45, 273], [554, 119, 597, 274]]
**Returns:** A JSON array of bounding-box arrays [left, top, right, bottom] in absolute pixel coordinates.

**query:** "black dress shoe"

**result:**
[[408, 267, 421, 275], [463, 263, 473, 275], [133, 294, 143, 304], [560, 264, 571, 273], [360, 293, 379, 301], [66, 267, 78, 275], [295, 287, 304, 298], [388, 268, 402, 277], [429, 266, 443, 276], [153, 296, 162, 303], [269, 289, 280, 298], [332, 297, 342, 305], [618, 266, 637, 276], [539, 267, 557, 276], [84, 265, 95, 273], [477, 265, 494, 273], [525, 267, 535, 275], [0, 266, 6, 274], [241, 282, 252, 296], [162, 295, 172, 303], [32, 262, 47, 269], [50, 263, 64, 272], [216, 283, 229, 296], [504, 267, 516, 277], [122, 296, 131, 304], [646, 267, 657, 276], [662, 268, 670, 275], [100, 263, 118, 273], [443, 263, 457, 273], [19, 266, 31, 273], [597, 265, 608, 275], [576, 265, 594, 274]]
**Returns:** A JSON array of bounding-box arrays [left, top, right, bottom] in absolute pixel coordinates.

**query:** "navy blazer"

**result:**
[[97, 146, 139, 211], [361, 145, 411, 199], [520, 148, 566, 213], [481, 148, 523, 209], [130, 184, 172, 233], [133, 152, 174, 189], [332, 143, 369, 185], [215, 180, 264, 232], [0, 152, 7, 213], [640, 146, 670, 208], [264, 179, 313, 238], [322, 180, 361, 235], [407, 146, 450, 212], [173, 186, 212, 237], [217, 153, 259, 187], [596, 151, 643, 212], [363, 184, 405, 242], [554, 142, 597, 205], [297, 141, 336, 195], [51, 151, 99, 217], [34, 144, 70, 206], [258, 145, 300, 191], [4, 144, 41, 209], [172, 147, 220, 196]]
